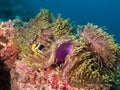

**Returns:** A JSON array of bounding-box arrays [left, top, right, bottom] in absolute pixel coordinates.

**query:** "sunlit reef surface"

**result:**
[[0, 9, 120, 90]]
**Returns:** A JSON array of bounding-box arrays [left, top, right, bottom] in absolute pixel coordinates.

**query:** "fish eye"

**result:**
[[38, 44, 45, 50]]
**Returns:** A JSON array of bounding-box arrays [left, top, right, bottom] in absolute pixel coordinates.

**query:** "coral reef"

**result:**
[[0, 9, 120, 90], [0, 21, 18, 69]]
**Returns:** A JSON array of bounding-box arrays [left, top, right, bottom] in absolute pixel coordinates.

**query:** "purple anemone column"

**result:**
[[55, 42, 73, 65]]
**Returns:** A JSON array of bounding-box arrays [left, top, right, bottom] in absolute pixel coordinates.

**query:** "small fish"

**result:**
[[31, 43, 45, 55]]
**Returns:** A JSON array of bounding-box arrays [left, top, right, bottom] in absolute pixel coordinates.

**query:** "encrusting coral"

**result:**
[[0, 9, 120, 90], [0, 21, 18, 69]]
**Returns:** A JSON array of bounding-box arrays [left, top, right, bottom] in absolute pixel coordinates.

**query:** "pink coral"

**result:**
[[14, 59, 78, 90], [0, 21, 18, 69]]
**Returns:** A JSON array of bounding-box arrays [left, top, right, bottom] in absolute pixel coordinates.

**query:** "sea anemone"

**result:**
[[52, 15, 72, 38], [80, 23, 119, 70], [61, 23, 120, 89], [31, 9, 54, 29]]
